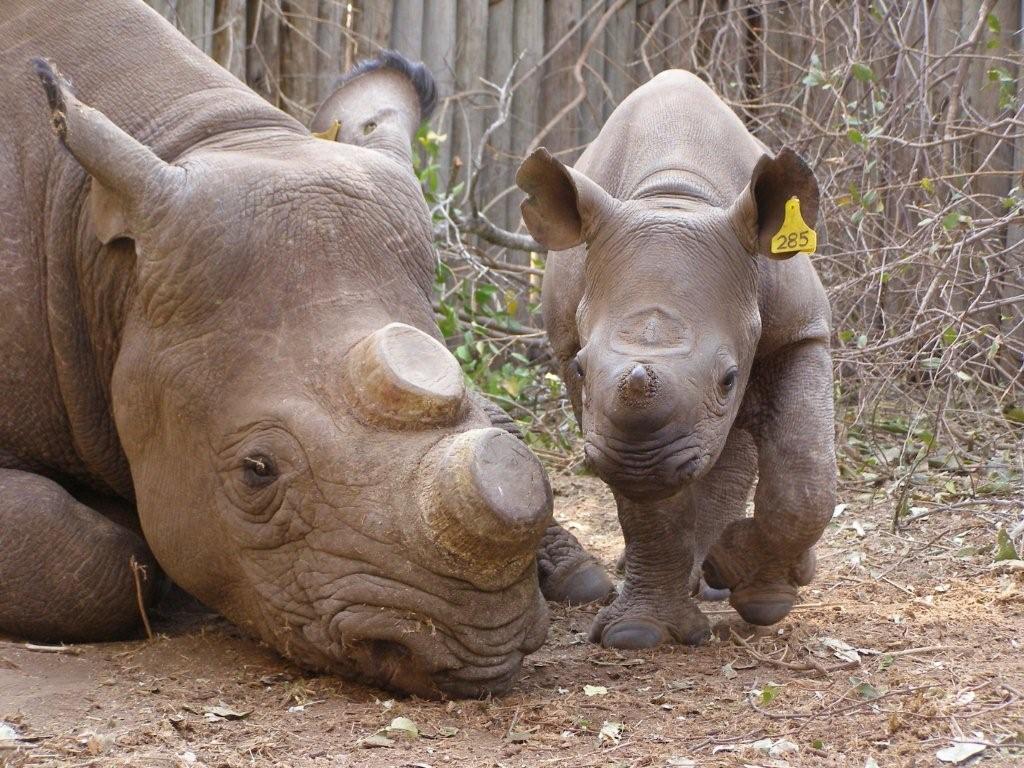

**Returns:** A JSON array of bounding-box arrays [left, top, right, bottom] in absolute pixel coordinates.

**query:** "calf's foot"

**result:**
[[590, 588, 710, 649], [703, 518, 817, 626]]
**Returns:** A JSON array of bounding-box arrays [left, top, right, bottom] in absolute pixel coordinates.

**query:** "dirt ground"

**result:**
[[2, 473, 1022, 768]]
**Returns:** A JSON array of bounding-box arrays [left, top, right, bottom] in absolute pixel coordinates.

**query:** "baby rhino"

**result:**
[[517, 71, 836, 649]]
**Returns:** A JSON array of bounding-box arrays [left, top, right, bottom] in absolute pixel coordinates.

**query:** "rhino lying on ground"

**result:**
[[517, 71, 837, 649], [0, 0, 602, 698]]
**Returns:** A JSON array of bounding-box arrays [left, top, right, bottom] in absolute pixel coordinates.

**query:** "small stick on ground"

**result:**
[[129, 556, 153, 641], [730, 629, 861, 677], [22, 643, 82, 655]]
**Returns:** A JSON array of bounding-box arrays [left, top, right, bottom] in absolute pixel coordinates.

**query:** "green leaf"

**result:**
[[941, 211, 962, 230], [994, 528, 1020, 562], [986, 13, 1001, 33], [851, 63, 875, 82], [920, 177, 935, 194], [1004, 405, 1024, 424], [847, 129, 864, 145], [941, 326, 958, 346], [386, 716, 419, 739], [851, 679, 882, 700], [760, 683, 781, 704]]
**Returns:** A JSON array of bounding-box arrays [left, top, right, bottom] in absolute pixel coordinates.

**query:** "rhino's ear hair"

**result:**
[[31, 57, 184, 244], [516, 148, 618, 251], [729, 147, 819, 259], [311, 50, 437, 169]]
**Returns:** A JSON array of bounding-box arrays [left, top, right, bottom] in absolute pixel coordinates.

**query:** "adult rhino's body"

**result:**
[[0, 0, 599, 698], [517, 71, 836, 649]]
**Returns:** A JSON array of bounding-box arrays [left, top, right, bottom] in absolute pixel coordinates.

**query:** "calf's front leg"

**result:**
[[703, 341, 836, 625], [590, 488, 709, 649]]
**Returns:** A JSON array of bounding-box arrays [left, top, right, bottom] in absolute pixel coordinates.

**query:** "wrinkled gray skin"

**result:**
[[0, 0, 593, 699], [517, 71, 837, 650]]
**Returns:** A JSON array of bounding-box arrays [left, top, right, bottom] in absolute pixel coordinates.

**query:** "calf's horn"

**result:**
[[419, 428, 552, 590], [343, 323, 466, 428]]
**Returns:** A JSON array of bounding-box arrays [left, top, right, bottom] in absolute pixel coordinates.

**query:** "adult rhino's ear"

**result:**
[[310, 50, 436, 169], [729, 147, 819, 260], [31, 58, 185, 244], [516, 148, 619, 251]]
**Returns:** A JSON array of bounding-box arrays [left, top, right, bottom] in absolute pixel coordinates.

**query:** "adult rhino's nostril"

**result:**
[[343, 322, 466, 428], [419, 428, 553, 590], [625, 364, 648, 394]]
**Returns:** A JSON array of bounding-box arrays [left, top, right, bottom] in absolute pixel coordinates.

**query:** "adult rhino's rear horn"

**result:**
[[342, 323, 467, 428], [418, 428, 553, 590], [31, 58, 185, 244]]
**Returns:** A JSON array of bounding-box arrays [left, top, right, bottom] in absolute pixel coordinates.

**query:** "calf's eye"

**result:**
[[720, 368, 738, 392], [570, 356, 585, 380]]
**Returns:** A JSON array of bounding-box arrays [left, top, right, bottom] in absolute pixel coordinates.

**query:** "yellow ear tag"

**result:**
[[311, 119, 340, 142], [771, 196, 817, 255]]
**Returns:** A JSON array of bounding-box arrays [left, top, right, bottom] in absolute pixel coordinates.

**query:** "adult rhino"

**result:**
[[0, 0, 605, 698], [516, 71, 836, 650]]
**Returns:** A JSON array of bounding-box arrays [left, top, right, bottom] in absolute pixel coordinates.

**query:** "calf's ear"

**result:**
[[516, 148, 619, 251], [311, 50, 436, 169], [31, 58, 185, 244], [729, 147, 819, 260]]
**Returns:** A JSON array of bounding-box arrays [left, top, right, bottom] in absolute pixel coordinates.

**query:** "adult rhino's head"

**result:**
[[517, 147, 818, 501], [33, 55, 551, 698]]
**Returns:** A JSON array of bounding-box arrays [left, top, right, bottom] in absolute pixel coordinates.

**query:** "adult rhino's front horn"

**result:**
[[342, 323, 553, 588]]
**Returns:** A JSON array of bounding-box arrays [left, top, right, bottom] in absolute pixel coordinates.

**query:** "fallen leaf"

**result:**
[[936, 742, 986, 763], [667, 759, 696, 767], [721, 662, 738, 680], [360, 734, 394, 748], [386, 716, 419, 739], [507, 731, 530, 743], [821, 637, 860, 663], [770, 738, 800, 757], [598, 721, 623, 743], [584, 684, 608, 696], [994, 529, 1019, 562]]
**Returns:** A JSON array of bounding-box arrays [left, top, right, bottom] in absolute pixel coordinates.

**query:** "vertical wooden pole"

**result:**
[[391, 0, 424, 59], [603, 0, 636, 119], [542, 0, 583, 162], [423, 0, 458, 187], [354, 0, 394, 59], [280, 0, 320, 118], [580, 0, 608, 147], [212, 0, 246, 78], [315, 0, 344, 101], [485, 0, 515, 230], [453, 0, 490, 187], [246, 0, 282, 107], [510, 0, 544, 252]]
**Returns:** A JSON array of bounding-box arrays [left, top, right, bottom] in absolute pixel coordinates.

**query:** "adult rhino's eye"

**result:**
[[362, 120, 377, 135], [570, 356, 585, 380], [242, 454, 278, 488], [720, 368, 739, 393]]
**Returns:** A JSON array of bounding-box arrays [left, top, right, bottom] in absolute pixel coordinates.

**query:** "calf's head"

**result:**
[[34, 56, 550, 697], [517, 148, 817, 501]]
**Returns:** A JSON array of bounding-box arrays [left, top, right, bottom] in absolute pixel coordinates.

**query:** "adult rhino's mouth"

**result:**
[[315, 600, 545, 698]]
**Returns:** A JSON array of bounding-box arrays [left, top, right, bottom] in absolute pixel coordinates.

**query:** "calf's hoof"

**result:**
[[730, 584, 798, 626], [541, 558, 615, 605], [589, 604, 710, 649]]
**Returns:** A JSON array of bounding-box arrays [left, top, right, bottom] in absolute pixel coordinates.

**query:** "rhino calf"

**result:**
[[517, 71, 836, 649], [0, 0, 581, 698]]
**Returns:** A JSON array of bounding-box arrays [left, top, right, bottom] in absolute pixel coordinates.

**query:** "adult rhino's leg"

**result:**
[[0, 469, 159, 642], [590, 489, 709, 649], [690, 427, 759, 602], [470, 393, 613, 605], [703, 342, 835, 626]]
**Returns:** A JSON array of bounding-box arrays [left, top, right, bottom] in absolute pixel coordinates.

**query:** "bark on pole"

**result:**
[[280, 0, 320, 119], [315, 0, 344, 101], [485, 0, 515, 230], [510, 0, 544, 253], [354, 0, 394, 58], [391, 0, 424, 59], [603, 0, 635, 119], [580, 0, 608, 147], [453, 0, 489, 188], [423, 0, 458, 188], [212, 0, 246, 78], [245, 0, 282, 106], [638, 0, 666, 79], [542, 0, 583, 162]]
